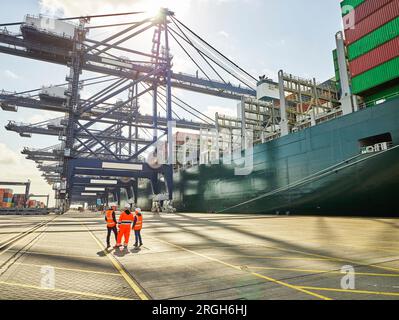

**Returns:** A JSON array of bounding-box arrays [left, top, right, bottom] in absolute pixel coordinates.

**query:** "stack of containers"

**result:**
[[0, 189, 14, 208], [12, 194, 26, 208], [341, 0, 399, 100]]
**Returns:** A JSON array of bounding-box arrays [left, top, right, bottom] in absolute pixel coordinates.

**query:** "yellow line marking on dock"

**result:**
[[0, 280, 131, 300], [13, 262, 122, 277], [84, 225, 150, 300], [297, 286, 399, 297], [246, 266, 399, 277], [148, 236, 331, 301]]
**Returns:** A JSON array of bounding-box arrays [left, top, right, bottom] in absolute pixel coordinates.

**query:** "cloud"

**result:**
[[38, 0, 247, 19], [264, 39, 286, 48], [0, 143, 55, 205], [0, 143, 19, 165], [4, 70, 19, 80], [218, 30, 229, 38], [39, 0, 193, 17], [27, 110, 63, 124]]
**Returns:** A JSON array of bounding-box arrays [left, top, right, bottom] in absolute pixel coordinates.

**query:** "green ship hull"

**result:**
[[137, 97, 399, 216]]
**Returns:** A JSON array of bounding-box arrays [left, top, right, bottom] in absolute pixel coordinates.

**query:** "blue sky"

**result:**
[[0, 0, 343, 204]]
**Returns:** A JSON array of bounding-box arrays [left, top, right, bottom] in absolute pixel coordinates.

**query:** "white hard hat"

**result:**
[[135, 208, 141, 213]]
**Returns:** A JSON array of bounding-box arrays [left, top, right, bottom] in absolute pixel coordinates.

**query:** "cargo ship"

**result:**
[[134, 0, 399, 216], [136, 96, 399, 216]]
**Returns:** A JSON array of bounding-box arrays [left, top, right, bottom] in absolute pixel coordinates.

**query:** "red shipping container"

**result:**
[[343, 0, 393, 29], [349, 36, 399, 77], [345, 0, 399, 44]]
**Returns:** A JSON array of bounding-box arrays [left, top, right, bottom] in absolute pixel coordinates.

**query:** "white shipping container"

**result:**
[[48, 118, 63, 127], [256, 80, 280, 101], [41, 86, 67, 99], [24, 15, 76, 39]]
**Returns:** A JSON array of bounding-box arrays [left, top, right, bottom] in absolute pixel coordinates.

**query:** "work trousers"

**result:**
[[117, 225, 132, 246], [106, 226, 117, 246], [134, 230, 142, 245]]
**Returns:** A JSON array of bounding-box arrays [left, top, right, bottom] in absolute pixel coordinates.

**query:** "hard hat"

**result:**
[[135, 208, 142, 213]]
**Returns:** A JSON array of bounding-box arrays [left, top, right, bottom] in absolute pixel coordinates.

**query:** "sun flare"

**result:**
[[141, 0, 191, 17]]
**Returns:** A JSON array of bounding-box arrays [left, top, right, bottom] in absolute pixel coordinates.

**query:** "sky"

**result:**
[[0, 0, 343, 206]]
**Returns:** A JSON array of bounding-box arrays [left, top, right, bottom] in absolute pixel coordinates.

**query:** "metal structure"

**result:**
[[335, 31, 358, 114], [0, 10, 345, 213], [277, 70, 340, 136], [214, 72, 341, 145], [0, 181, 31, 208], [0, 10, 260, 212]]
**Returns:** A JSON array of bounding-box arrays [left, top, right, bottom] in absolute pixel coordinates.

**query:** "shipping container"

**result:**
[[0, 188, 13, 194], [24, 15, 75, 39], [345, 0, 399, 44], [0, 188, 14, 208], [343, 0, 393, 22], [341, 0, 365, 15], [40, 86, 67, 99], [348, 17, 399, 60], [349, 36, 399, 77], [12, 194, 26, 208], [352, 56, 399, 94]]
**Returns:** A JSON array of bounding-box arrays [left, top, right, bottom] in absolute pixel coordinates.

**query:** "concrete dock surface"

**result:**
[[0, 211, 399, 300]]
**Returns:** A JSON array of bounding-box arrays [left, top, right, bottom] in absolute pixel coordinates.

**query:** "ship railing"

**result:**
[[315, 109, 343, 125], [359, 91, 399, 110], [263, 132, 280, 142]]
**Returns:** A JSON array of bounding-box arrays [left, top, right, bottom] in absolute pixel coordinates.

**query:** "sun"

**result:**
[[142, 0, 191, 18]]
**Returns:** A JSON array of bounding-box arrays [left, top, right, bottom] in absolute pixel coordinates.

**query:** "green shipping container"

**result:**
[[365, 83, 399, 105], [348, 17, 399, 61], [352, 56, 399, 94], [340, 0, 364, 16]]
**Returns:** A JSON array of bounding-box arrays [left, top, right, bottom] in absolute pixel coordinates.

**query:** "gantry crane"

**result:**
[[0, 9, 262, 212]]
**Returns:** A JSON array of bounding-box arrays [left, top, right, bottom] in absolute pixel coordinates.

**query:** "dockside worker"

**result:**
[[115, 206, 134, 249], [105, 206, 118, 249], [133, 208, 143, 247]]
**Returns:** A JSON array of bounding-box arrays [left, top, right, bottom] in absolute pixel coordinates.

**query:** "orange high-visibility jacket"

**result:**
[[133, 214, 143, 231], [118, 211, 134, 227], [105, 210, 116, 228]]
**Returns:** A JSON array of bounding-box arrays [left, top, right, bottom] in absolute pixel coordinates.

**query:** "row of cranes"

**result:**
[[0, 9, 341, 212]]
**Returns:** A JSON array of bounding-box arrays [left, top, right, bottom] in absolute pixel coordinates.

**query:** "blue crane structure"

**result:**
[[0, 9, 260, 212]]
